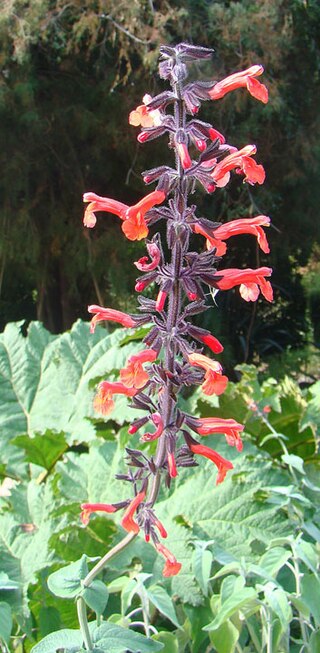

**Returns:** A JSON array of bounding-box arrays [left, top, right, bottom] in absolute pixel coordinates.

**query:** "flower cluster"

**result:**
[[81, 43, 271, 578]]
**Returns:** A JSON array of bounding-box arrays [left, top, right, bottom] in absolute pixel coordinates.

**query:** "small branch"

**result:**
[[101, 14, 150, 45]]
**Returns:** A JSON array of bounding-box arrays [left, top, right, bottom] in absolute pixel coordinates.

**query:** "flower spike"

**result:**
[[80, 44, 271, 581]]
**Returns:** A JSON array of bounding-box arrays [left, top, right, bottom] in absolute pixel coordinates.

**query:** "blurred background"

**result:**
[[1, 0, 319, 378]]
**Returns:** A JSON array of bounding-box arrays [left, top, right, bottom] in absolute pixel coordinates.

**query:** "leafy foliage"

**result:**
[[0, 321, 319, 651]]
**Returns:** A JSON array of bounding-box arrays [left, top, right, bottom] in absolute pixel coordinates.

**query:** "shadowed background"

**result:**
[[1, 0, 319, 375]]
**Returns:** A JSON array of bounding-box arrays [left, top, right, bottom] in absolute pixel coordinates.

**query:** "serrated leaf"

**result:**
[[147, 585, 180, 628], [12, 430, 68, 470], [0, 320, 146, 465], [0, 602, 12, 644]]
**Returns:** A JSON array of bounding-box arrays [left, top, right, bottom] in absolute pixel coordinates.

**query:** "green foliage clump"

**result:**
[[0, 321, 319, 651]]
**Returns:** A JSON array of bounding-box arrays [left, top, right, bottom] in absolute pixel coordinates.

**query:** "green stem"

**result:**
[[77, 596, 93, 651], [82, 531, 137, 588], [77, 532, 137, 649], [291, 550, 309, 646]]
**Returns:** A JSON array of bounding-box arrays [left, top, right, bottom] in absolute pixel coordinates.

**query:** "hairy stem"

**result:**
[[82, 531, 137, 588], [77, 596, 93, 650]]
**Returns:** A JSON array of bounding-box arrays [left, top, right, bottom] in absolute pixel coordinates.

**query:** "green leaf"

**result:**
[[209, 620, 239, 653], [264, 586, 292, 630], [121, 578, 138, 615], [147, 585, 180, 628], [153, 631, 179, 653], [258, 546, 291, 577], [220, 575, 244, 604], [295, 539, 319, 573], [107, 576, 130, 594], [47, 555, 90, 599], [0, 602, 12, 644], [281, 453, 305, 474], [30, 628, 83, 653], [92, 621, 164, 652], [301, 574, 320, 625], [192, 546, 213, 597], [310, 629, 320, 653], [0, 321, 146, 471], [39, 606, 61, 637], [203, 586, 257, 631], [183, 604, 213, 653], [0, 572, 20, 590], [82, 580, 109, 616], [12, 430, 68, 470]]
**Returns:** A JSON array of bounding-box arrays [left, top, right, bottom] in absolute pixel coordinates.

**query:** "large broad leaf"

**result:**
[[0, 320, 145, 474], [0, 480, 60, 616], [31, 622, 164, 653]]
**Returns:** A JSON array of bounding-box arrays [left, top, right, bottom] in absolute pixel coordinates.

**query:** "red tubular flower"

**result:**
[[121, 490, 146, 534], [211, 145, 265, 187], [83, 190, 166, 241], [188, 353, 228, 396], [188, 441, 234, 484], [167, 452, 178, 478], [120, 348, 158, 389], [209, 127, 226, 144], [193, 417, 244, 451], [140, 413, 164, 442], [88, 305, 136, 333], [195, 216, 270, 256], [80, 502, 116, 526], [188, 326, 224, 354], [215, 267, 273, 302], [156, 290, 167, 312], [209, 65, 268, 104], [194, 137, 207, 152], [176, 142, 192, 169], [156, 542, 182, 577], [134, 242, 161, 271], [153, 517, 168, 539], [93, 381, 137, 415]]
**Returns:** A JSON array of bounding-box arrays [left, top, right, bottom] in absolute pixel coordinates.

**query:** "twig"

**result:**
[[101, 14, 150, 45]]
